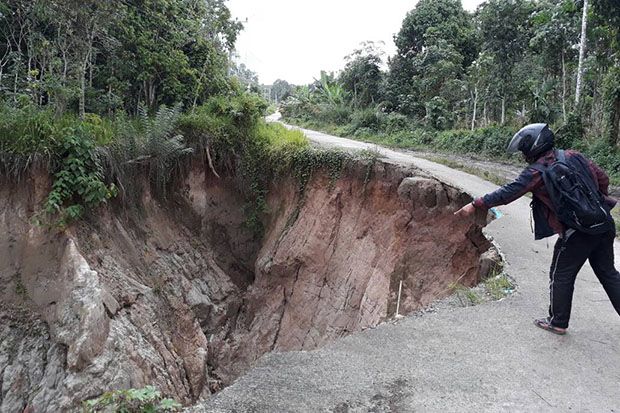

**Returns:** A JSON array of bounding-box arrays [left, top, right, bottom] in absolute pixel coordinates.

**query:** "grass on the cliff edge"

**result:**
[[450, 273, 515, 307]]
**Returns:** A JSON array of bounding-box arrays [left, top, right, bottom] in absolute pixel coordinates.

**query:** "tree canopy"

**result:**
[[0, 0, 242, 116]]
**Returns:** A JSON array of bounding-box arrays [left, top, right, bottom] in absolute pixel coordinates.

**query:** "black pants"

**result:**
[[548, 228, 620, 328]]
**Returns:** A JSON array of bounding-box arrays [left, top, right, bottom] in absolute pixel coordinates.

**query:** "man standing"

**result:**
[[455, 123, 620, 334]]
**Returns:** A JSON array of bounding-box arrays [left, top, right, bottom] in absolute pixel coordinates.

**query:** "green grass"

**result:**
[[449, 282, 483, 306], [448, 273, 515, 308], [484, 274, 515, 300]]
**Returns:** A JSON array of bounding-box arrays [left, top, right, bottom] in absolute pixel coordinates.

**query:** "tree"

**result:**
[[466, 52, 493, 129], [394, 0, 477, 67], [340, 41, 384, 108], [575, 0, 589, 107], [478, 0, 534, 124], [388, 0, 476, 123], [0, 0, 242, 114], [591, 0, 620, 144], [270, 79, 293, 103], [100, 0, 241, 112], [530, 0, 580, 120], [231, 62, 258, 90], [314, 71, 348, 106]]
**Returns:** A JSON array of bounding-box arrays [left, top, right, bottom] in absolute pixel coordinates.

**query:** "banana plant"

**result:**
[[315, 71, 349, 106]]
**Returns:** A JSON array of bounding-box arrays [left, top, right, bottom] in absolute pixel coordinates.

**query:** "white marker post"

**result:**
[[395, 280, 404, 319]]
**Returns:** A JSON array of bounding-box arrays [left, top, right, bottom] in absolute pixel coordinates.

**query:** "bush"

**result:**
[[83, 386, 181, 412], [433, 129, 482, 153], [45, 126, 117, 227], [426, 125, 511, 157], [479, 126, 512, 158], [179, 93, 267, 150], [582, 139, 620, 183], [257, 122, 309, 174], [316, 104, 351, 125], [102, 104, 193, 200], [280, 96, 317, 122], [353, 127, 374, 138], [555, 112, 584, 150], [0, 104, 57, 152], [383, 112, 412, 134], [388, 129, 427, 148], [351, 108, 381, 131]]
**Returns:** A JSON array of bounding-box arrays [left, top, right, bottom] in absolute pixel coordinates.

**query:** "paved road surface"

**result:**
[[193, 117, 620, 412]]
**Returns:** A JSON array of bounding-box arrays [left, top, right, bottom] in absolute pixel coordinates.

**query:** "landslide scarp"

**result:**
[[0, 156, 497, 412]]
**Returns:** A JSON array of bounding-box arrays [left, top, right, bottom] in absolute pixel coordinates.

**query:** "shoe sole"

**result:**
[[533, 319, 567, 335]]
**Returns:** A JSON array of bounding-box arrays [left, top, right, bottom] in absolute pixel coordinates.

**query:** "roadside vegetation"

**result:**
[[450, 272, 516, 307], [278, 0, 620, 183], [83, 386, 181, 412]]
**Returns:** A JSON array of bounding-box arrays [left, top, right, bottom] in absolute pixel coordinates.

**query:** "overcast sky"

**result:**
[[227, 0, 486, 86]]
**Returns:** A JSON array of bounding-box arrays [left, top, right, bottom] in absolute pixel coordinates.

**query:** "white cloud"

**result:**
[[227, 0, 485, 85]]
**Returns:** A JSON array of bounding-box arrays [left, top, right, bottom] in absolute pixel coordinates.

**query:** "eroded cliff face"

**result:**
[[0, 158, 495, 412]]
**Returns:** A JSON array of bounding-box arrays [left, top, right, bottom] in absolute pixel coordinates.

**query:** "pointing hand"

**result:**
[[454, 202, 476, 218]]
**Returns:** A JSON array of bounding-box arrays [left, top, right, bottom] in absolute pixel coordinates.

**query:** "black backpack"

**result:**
[[531, 150, 613, 235]]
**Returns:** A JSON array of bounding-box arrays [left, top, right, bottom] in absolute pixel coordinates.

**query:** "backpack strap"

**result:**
[[530, 150, 563, 174]]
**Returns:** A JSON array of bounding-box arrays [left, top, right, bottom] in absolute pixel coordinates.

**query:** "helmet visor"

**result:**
[[506, 131, 524, 154], [506, 123, 548, 155]]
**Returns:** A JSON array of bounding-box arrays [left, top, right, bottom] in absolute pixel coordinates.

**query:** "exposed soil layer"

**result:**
[[0, 158, 497, 412]]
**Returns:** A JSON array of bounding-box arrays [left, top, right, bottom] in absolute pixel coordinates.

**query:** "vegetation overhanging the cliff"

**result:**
[[0, 94, 360, 237]]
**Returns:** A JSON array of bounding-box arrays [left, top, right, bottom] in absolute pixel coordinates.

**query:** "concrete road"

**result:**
[[193, 118, 620, 412]]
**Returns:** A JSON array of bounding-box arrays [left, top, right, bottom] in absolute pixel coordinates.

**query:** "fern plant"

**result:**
[[139, 104, 194, 194], [101, 103, 193, 200]]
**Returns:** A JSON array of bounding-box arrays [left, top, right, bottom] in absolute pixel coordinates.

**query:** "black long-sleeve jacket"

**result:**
[[473, 150, 616, 239]]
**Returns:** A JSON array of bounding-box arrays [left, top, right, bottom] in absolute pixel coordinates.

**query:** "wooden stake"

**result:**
[[396, 280, 403, 318]]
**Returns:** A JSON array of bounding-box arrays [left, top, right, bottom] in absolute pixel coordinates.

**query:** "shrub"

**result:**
[[480, 126, 512, 158], [351, 108, 381, 131], [390, 129, 428, 148], [433, 129, 481, 153], [383, 112, 411, 134], [316, 104, 351, 125], [426, 125, 511, 157], [424, 96, 455, 131], [555, 112, 584, 150], [582, 139, 620, 183], [101, 104, 193, 201], [353, 127, 374, 138], [45, 126, 117, 227], [257, 122, 309, 174], [0, 104, 64, 177], [83, 386, 181, 412]]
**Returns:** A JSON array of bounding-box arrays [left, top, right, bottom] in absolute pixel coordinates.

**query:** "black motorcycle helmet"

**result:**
[[507, 123, 555, 163]]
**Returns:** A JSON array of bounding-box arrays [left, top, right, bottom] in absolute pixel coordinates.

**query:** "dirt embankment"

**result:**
[[0, 157, 497, 412]]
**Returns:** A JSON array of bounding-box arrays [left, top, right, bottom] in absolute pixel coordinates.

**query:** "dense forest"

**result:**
[[279, 0, 620, 175], [0, 0, 245, 114]]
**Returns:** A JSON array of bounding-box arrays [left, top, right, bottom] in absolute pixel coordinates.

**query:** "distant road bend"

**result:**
[[194, 114, 620, 412]]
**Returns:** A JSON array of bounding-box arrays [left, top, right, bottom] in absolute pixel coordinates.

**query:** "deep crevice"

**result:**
[[0, 159, 500, 411]]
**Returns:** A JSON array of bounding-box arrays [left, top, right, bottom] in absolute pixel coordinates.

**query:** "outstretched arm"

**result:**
[[454, 167, 543, 217]]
